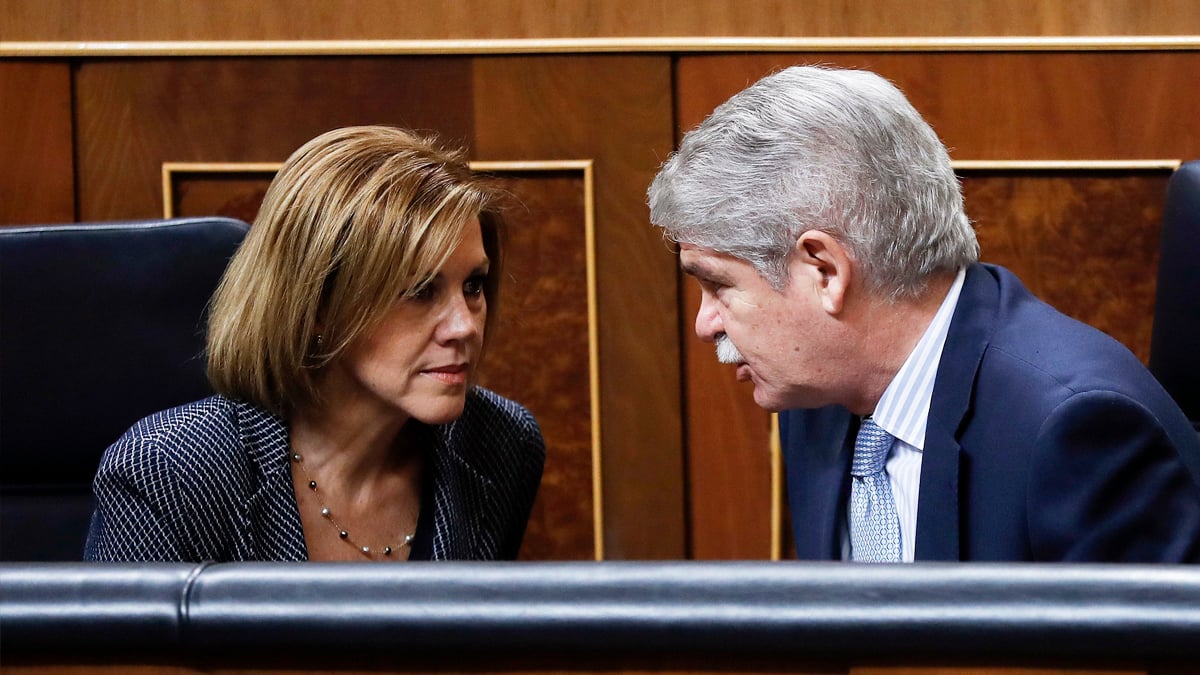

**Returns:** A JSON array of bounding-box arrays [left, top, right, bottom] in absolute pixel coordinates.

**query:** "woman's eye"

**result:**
[[410, 283, 436, 302], [464, 275, 487, 297]]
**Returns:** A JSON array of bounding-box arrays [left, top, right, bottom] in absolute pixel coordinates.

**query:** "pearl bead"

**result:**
[[308, 480, 317, 490], [361, 546, 370, 554], [339, 530, 348, 539], [321, 507, 331, 517], [383, 547, 392, 556], [292, 453, 301, 462]]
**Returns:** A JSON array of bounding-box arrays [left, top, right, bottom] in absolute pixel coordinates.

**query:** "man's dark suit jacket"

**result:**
[[780, 263, 1200, 562], [85, 387, 545, 562]]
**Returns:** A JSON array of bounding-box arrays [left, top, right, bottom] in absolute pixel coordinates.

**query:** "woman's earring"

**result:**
[[315, 334, 324, 346]]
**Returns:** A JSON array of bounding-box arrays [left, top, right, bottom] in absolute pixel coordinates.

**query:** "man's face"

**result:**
[[679, 242, 836, 411]]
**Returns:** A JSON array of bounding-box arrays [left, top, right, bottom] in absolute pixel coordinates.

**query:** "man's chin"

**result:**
[[750, 387, 784, 412]]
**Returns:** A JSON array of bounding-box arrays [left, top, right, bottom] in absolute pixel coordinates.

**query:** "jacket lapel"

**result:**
[[781, 405, 853, 560], [914, 264, 997, 561], [426, 420, 501, 560], [237, 402, 308, 561]]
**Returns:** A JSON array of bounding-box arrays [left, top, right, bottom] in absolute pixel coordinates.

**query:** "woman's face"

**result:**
[[330, 217, 490, 426]]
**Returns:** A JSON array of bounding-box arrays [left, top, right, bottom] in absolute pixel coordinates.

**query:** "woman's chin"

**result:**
[[410, 398, 468, 426]]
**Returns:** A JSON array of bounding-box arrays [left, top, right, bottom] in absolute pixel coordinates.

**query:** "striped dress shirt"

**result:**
[[842, 268, 966, 562]]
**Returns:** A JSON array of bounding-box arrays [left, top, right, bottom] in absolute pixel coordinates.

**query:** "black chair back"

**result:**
[[1149, 161, 1200, 430], [0, 217, 249, 560]]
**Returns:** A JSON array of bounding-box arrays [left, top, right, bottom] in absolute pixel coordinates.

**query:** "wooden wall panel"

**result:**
[[472, 56, 685, 559], [0, 61, 74, 225], [676, 53, 1200, 160], [74, 57, 473, 220], [683, 279, 775, 559], [475, 170, 596, 560], [167, 170, 274, 223], [675, 52, 1198, 559], [4, 0, 1200, 40], [963, 169, 1171, 364]]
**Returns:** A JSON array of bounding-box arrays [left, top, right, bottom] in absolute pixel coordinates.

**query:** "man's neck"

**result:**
[[847, 274, 957, 416]]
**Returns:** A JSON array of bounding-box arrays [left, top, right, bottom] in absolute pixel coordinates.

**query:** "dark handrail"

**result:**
[[3, 561, 1199, 667]]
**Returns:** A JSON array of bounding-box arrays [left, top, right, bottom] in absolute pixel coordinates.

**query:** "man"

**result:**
[[648, 65, 1200, 562]]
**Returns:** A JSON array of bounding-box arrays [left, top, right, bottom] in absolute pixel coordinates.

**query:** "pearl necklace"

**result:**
[[291, 452, 415, 557]]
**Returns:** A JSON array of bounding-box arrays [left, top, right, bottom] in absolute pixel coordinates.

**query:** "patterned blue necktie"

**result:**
[[849, 417, 901, 562]]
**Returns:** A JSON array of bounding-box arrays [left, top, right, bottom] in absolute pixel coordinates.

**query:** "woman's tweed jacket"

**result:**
[[84, 387, 545, 562]]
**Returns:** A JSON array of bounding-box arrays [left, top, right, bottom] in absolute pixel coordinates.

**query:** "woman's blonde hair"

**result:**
[[206, 125, 502, 418]]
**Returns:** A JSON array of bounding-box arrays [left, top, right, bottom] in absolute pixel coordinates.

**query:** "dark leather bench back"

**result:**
[[0, 218, 249, 560], [1150, 160, 1200, 430]]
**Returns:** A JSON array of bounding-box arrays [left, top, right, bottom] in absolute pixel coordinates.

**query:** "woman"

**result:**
[[85, 126, 545, 562]]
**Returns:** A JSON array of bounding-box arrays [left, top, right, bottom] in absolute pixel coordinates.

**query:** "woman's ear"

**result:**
[[792, 231, 853, 315]]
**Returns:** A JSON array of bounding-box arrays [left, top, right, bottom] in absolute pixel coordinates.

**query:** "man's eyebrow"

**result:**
[[680, 258, 722, 280]]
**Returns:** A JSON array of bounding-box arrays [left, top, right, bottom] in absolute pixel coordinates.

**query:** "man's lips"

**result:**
[[422, 364, 469, 385]]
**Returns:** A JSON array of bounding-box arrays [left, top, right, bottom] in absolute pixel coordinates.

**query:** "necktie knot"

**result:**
[[848, 416, 901, 562], [851, 417, 893, 477]]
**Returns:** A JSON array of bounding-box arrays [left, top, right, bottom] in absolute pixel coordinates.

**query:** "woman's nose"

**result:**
[[438, 295, 482, 343]]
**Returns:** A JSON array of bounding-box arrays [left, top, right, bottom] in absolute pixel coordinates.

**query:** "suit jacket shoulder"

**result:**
[[84, 396, 305, 562], [86, 388, 547, 562], [924, 263, 1200, 561], [782, 263, 1200, 562]]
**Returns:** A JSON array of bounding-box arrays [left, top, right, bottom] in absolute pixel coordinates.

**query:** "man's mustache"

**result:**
[[716, 335, 743, 364]]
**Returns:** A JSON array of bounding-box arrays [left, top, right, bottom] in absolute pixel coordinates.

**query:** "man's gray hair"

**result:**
[[647, 65, 979, 300]]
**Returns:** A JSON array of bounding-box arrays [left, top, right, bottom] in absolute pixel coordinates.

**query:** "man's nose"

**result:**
[[694, 292, 723, 343]]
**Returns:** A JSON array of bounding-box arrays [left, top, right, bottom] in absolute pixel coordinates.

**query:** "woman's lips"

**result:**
[[423, 364, 468, 385]]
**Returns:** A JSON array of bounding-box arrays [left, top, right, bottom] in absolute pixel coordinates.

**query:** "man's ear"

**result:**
[[792, 230, 853, 315]]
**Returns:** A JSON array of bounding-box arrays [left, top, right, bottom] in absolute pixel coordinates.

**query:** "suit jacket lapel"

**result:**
[[782, 406, 854, 560], [238, 403, 308, 561], [426, 420, 501, 560], [915, 264, 997, 561]]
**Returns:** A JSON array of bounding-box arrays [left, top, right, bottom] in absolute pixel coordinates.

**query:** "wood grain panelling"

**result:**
[[683, 275, 775, 559], [676, 53, 1200, 160], [472, 56, 684, 559], [475, 170, 596, 561], [963, 169, 1171, 364], [3, 0, 1200, 40], [168, 171, 274, 222], [676, 53, 1197, 559], [73, 57, 473, 220], [0, 61, 74, 225]]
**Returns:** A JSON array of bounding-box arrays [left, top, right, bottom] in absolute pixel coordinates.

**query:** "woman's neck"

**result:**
[[288, 398, 425, 561], [288, 389, 417, 489]]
